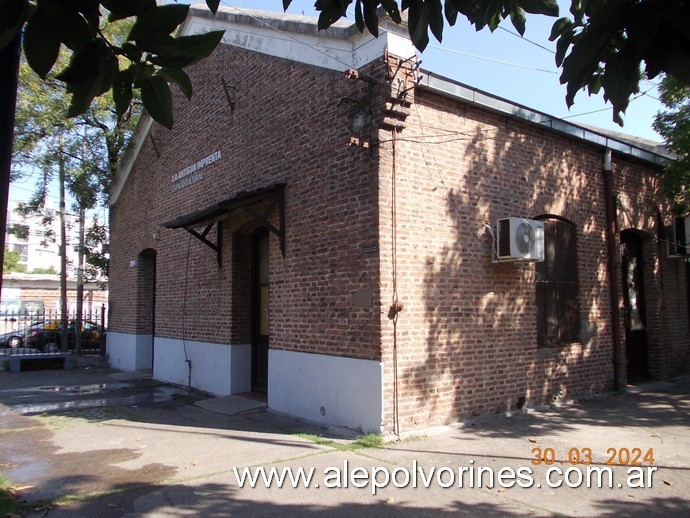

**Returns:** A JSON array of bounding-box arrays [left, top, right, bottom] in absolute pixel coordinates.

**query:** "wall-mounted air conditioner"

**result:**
[[496, 217, 545, 262], [667, 216, 690, 258]]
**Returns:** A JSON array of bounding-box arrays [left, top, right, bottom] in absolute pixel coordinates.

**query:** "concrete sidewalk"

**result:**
[[0, 367, 689, 516]]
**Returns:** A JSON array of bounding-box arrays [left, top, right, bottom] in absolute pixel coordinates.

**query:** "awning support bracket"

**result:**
[[162, 183, 286, 264], [185, 221, 223, 267], [240, 192, 286, 256]]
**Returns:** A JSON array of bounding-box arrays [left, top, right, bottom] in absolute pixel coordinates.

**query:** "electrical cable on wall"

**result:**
[[390, 131, 402, 437], [182, 232, 192, 389], [223, 2, 657, 135]]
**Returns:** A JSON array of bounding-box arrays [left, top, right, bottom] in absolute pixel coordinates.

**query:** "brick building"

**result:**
[[108, 6, 689, 433]]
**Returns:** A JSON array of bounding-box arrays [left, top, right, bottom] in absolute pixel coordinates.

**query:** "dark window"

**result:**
[[536, 218, 580, 347]]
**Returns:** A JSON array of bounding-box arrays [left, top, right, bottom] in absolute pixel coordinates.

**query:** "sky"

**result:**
[[8, 0, 667, 209], [211, 0, 665, 143]]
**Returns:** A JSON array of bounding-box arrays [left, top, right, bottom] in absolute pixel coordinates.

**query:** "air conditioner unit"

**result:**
[[667, 216, 690, 258], [496, 217, 545, 262]]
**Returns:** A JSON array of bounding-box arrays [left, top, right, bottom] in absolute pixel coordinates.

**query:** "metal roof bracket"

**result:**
[[185, 221, 223, 267]]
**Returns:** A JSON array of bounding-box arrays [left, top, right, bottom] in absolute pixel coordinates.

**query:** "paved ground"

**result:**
[[0, 365, 689, 516]]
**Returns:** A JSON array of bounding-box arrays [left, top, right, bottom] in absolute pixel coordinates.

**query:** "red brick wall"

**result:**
[[110, 44, 383, 360], [110, 39, 688, 433], [377, 83, 688, 431], [613, 159, 690, 380]]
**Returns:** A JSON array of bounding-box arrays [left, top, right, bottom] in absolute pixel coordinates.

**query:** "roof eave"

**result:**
[[417, 70, 671, 168]]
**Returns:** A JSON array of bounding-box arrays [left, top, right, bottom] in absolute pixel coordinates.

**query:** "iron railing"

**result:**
[[0, 304, 106, 356]]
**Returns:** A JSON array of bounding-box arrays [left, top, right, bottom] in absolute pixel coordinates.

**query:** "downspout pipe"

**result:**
[[602, 149, 626, 390]]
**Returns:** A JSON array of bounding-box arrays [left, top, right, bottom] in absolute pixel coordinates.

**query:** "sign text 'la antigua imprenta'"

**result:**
[[171, 150, 222, 192]]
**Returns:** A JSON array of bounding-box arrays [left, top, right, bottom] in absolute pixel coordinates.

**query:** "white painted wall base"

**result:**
[[153, 337, 251, 396], [268, 349, 383, 433], [107, 332, 153, 371], [110, 336, 382, 431]]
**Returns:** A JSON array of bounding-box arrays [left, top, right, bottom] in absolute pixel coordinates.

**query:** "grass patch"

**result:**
[[294, 432, 383, 452], [0, 473, 52, 516], [0, 474, 16, 516], [352, 433, 383, 449]]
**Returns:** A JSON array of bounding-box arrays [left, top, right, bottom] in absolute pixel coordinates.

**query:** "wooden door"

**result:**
[[621, 231, 649, 381], [251, 229, 269, 392]]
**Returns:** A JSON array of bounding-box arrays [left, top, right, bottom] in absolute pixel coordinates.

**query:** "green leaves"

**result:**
[[353, 0, 402, 36], [553, 0, 690, 125], [158, 68, 193, 100], [142, 75, 173, 129], [600, 49, 640, 125], [6, 0, 690, 134], [353, 0, 401, 37], [36, 0, 95, 52], [6, 1, 225, 130], [112, 68, 133, 118], [396, 0, 560, 50], [509, 6, 526, 36], [311, 0, 690, 128], [102, 0, 155, 22], [315, 0, 352, 31], [517, 0, 558, 16], [22, 7, 60, 78], [128, 4, 190, 42], [205, 0, 221, 15], [654, 75, 690, 213]]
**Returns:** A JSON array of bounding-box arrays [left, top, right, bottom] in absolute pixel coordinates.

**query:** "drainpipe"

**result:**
[[602, 149, 626, 390]]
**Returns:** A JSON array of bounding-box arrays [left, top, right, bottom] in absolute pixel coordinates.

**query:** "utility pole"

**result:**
[[59, 137, 68, 352], [75, 206, 85, 355], [75, 133, 87, 355]]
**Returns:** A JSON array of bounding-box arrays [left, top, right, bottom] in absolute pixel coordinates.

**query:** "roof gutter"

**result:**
[[417, 71, 670, 168], [602, 148, 626, 391]]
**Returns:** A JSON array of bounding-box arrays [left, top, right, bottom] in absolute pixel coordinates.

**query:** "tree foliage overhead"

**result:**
[[13, 18, 140, 282], [307, 0, 690, 126], [654, 75, 690, 214], [0, 0, 224, 129], [1, 1, 689, 129]]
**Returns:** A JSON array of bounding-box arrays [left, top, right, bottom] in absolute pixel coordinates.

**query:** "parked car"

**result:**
[[0, 328, 27, 348], [22, 320, 103, 352]]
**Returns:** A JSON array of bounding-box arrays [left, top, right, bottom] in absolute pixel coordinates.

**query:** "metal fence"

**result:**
[[0, 304, 106, 356]]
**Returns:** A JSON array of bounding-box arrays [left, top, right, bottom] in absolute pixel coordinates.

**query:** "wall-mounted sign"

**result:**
[[171, 150, 222, 193]]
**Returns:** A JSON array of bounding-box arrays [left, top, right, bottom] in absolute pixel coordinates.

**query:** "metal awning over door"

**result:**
[[162, 183, 286, 266]]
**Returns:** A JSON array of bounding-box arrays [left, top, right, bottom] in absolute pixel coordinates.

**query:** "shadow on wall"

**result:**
[[403, 123, 624, 426]]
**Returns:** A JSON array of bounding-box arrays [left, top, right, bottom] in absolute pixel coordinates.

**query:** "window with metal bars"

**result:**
[[535, 218, 580, 347]]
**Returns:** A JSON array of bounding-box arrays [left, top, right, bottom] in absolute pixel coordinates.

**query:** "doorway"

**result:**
[[138, 249, 156, 370], [621, 231, 649, 381], [251, 228, 269, 393]]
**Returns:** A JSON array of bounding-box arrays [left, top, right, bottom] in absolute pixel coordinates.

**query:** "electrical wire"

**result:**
[[182, 232, 193, 388], [497, 25, 556, 54], [218, 4, 517, 141], [391, 131, 400, 437], [218, 2, 659, 142], [426, 44, 559, 74], [552, 84, 662, 123]]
